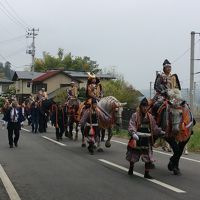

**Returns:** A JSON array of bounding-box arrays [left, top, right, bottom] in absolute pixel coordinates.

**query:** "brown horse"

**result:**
[[79, 96, 126, 150], [65, 98, 81, 140]]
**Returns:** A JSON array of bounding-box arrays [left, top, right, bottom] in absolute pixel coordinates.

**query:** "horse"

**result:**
[[80, 96, 126, 151], [152, 93, 195, 175], [65, 98, 81, 140]]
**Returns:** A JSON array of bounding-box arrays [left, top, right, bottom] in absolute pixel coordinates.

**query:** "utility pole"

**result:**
[[26, 28, 39, 72], [189, 31, 195, 113], [194, 82, 196, 111], [150, 81, 152, 98]]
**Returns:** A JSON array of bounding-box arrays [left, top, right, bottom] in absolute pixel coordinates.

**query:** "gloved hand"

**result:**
[[132, 132, 139, 141]]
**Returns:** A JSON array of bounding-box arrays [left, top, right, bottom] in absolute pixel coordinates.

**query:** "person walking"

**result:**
[[3, 101, 25, 148]]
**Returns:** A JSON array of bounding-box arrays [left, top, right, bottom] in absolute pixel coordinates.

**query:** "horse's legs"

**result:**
[[65, 115, 69, 137], [95, 127, 103, 152], [176, 137, 190, 168], [81, 125, 86, 147], [101, 128, 105, 142], [74, 122, 78, 141], [165, 138, 179, 172], [68, 117, 73, 139], [166, 137, 190, 175], [105, 127, 112, 148]]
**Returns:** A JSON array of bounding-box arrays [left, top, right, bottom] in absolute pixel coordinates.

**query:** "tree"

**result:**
[[34, 49, 101, 73], [101, 80, 140, 108]]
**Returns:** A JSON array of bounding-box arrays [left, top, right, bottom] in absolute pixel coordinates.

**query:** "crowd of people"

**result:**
[[0, 60, 194, 179]]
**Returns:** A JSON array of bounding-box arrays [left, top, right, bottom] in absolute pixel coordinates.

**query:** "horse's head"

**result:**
[[113, 102, 126, 126], [168, 99, 194, 142], [168, 99, 185, 134]]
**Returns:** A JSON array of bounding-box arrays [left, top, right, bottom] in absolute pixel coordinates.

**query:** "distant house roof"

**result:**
[[32, 70, 76, 83], [12, 71, 44, 81], [0, 78, 14, 84], [64, 70, 116, 79], [32, 70, 61, 82]]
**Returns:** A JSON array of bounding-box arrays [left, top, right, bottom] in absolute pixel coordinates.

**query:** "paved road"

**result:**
[[0, 122, 200, 200]]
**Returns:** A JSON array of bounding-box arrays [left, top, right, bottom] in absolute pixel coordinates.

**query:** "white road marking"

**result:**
[[111, 139, 200, 163], [42, 136, 67, 146], [21, 128, 31, 132], [0, 164, 21, 200], [98, 159, 186, 194]]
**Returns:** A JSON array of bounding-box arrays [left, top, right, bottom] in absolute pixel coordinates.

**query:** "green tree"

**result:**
[[34, 49, 101, 73], [53, 89, 67, 104], [101, 80, 139, 108]]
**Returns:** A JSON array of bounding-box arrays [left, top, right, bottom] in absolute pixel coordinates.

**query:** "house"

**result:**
[[32, 70, 79, 99], [0, 78, 14, 95], [12, 71, 44, 103], [64, 70, 116, 88], [11, 70, 116, 102]]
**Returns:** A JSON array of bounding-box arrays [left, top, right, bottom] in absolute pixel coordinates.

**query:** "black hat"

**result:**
[[140, 97, 149, 106], [163, 59, 171, 67]]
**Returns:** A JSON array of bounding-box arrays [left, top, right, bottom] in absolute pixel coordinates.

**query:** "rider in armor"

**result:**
[[85, 72, 99, 107], [154, 59, 181, 99], [67, 81, 79, 107], [152, 59, 181, 152], [126, 97, 165, 179], [67, 81, 78, 100]]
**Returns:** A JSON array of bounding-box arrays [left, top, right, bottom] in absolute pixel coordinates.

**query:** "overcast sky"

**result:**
[[0, 0, 200, 90]]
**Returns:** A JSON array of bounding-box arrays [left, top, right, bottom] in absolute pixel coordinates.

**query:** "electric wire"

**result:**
[[172, 39, 200, 64], [0, 1, 27, 30], [0, 35, 25, 45], [3, 0, 29, 28]]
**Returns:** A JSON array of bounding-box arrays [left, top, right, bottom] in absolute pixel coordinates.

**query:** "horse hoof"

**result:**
[[81, 143, 86, 147], [97, 148, 104, 152], [105, 140, 111, 148]]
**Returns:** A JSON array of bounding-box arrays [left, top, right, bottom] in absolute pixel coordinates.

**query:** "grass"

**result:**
[[113, 122, 200, 152], [188, 122, 200, 152]]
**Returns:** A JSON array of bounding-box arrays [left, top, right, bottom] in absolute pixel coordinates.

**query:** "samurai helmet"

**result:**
[[87, 72, 96, 80]]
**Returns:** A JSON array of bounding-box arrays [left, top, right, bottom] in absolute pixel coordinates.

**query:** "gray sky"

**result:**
[[0, 0, 200, 90]]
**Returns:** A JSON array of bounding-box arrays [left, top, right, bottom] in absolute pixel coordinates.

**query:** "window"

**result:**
[[27, 81, 31, 88]]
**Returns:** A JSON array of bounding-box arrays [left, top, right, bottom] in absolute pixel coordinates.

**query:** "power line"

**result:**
[[0, 53, 18, 68], [0, 1, 27, 30], [0, 35, 25, 45], [3, 0, 29, 28], [6, 46, 27, 58], [172, 39, 200, 64]]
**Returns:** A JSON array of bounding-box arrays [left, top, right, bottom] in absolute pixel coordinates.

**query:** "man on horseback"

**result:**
[[67, 81, 79, 101], [126, 97, 165, 179], [85, 72, 100, 107], [152, 59, 182, 152], [154, 59, 181, 99]]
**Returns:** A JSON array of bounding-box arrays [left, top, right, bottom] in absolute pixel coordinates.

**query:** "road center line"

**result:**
[[111, 139, 200, 163], [0, 164, 21, 200], [21, 128, 31, 132], [42, 136, 67, 146], [98, 159, 186, 194]]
